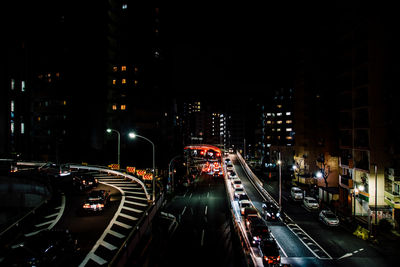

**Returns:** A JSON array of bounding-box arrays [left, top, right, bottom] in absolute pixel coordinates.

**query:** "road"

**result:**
[[141, 173, 246, 267], [231, 154, 393, 267]]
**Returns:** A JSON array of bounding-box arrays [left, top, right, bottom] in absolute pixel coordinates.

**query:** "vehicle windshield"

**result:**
[[325, 212, 337, 219], [294, 189, 302, 193], [308, 199, 318, 203], [235, 189, 244, 193], [241, 203, 251, 208], [234, 180, 241, 184]]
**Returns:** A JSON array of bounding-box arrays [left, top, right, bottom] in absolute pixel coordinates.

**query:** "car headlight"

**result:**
[[266, 212, 271, 217], [276, 212, 280, 217]]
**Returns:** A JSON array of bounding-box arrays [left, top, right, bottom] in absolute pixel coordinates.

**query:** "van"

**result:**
[[291, 187, 304, 201]]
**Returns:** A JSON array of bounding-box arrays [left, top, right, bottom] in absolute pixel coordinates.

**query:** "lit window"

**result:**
[[112, 105, 117, 110], [121, 66, 127, 71], [134, 67, 139, 72], [113, 79, 116, 85], [122, 79, 126, 84], [121, 105, 126, 110], [63, 100, 67, 106], [286, 112, 291, 115], [113, 66, 118, 72], [277, 121, 282, 124], [266, 120, 272, 124], [122, 4, 127, 9], [38, 117, 41, 122], [277, 105, 282, 108], [11, 101, 15, 112], [286, 128, 292, 131], [11, 121, 14, 134], [266, 113, 271, 116], [21, 81, 25, 92], [267, 136, 271, 139], [56, 72, 60, 77], [277, 128, 281, 132], [286, 136, 293, 140], [21, 123, 25, 134], [11, 79, 15, 90], [286, 120, 292, 124], [134, 80, 138, 85], [277, 113, 282, 116]]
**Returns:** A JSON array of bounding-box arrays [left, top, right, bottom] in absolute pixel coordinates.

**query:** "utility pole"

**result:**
[[278, 151, 282, 207]]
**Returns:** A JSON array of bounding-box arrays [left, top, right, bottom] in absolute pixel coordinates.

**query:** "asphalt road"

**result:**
[[142, 173, 246, 267], [231, 154, 394, 267]]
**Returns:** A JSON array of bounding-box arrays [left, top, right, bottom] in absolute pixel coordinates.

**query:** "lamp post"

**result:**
[[106, 128, 120, 167], [278, 151, 282, 207], [354, 187, 359, 219], [129, 132, 156, 201]]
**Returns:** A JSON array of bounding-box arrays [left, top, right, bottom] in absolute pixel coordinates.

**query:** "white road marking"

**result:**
[[181, 206, 187, 216], [205, 205, 208, 216], [201, 229, 205, 246]]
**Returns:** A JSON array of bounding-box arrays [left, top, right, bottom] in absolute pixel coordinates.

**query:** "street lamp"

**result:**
[[106, 128, 120, 167], [278, 152, 282, 207], [129, 132, 156, 202]]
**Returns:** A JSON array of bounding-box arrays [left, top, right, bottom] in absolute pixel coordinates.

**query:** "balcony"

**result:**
[[384, 191, 400, 209]]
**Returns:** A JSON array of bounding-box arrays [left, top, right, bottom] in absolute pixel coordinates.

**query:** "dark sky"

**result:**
[[166, 5, 321, 98]]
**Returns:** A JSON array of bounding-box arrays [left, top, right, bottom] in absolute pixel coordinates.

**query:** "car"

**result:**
[[319, 210, 340, 226], [243, 207, 259, 219], [226, 163, 234, 171], [260, 238, 281, 266], [246, 216, 271, 246], [303, 196, 319, 211], [231, 179, 243, 189], [228, 148, 234, 154], [239, 199, 252, 215], [72, 172, 98, 191], [291, 187, 304, 201], [234, 188, 246, 199], [3, 229, 80, 266], [225, 158, 231, 164], [238, 193, 250, 203], [38, 162, 71, 178], [82, 190, 110, 213], [262, 201, 281, 221], [228, 171, 237, 179]]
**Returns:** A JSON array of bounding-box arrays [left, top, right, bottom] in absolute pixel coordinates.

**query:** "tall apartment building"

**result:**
[[105, 5, 175, 167], [260, 87, 295, 167]]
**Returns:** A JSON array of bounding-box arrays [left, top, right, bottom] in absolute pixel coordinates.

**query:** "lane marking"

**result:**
[[181, 206, 187, 216], [201, 229, 205, 246], [205, 205, 208, 216]]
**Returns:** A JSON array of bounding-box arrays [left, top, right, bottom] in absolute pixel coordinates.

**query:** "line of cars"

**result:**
[[225, 157, 281, 266], [290, 186, 340, 227]]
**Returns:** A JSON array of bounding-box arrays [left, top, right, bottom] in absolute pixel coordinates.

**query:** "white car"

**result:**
[[234, 188, 246, 199], [319, 210, 340, 226], [228, 171, 237, 179], [231, 179, 243, 189], [303, 197, 319, 211], [226, 163, 234, 172], [239, 199, 252, 215], [291, 187, 304, 201]]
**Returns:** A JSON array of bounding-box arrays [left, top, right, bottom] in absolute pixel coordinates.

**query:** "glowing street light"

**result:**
[[129, 132, 156, 201], [106, 128, 120, 167]]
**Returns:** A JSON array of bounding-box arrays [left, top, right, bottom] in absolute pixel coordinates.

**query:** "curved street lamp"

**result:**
[[106, 128, 120, 167], [129, 132, 156, 202]]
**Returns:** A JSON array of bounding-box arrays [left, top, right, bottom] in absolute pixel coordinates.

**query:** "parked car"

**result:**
[[291, 187, 304, 201], [319, 210, 340, 226], [260, 238, 281, 266], [262, 201, 281, 221], [38, 162, 71, 178], [72, 172, 98, 191], [82, 190, 110, 213], [303, 196, 319, 211]]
